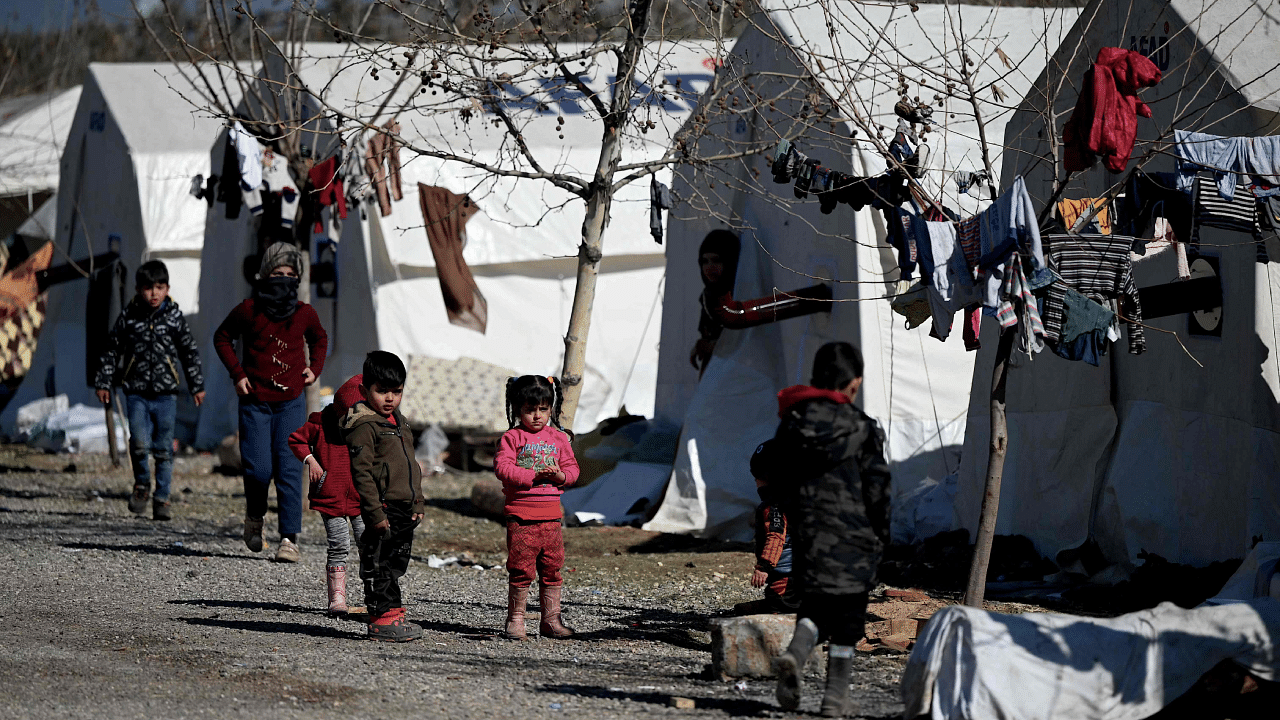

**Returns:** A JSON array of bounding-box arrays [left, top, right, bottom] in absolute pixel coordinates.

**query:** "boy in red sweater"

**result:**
[[494, 375, 579, 640], [289, 374, 366, 614], [214, 242, 328, 563]]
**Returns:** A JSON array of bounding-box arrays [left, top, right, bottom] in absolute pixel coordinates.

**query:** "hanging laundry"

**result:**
[[886, 207, 917, 281], [650, 178, 672, 242], [890, 279, 931, 330], [976, 176, 1045, 308], [366, 121, 403, 217], [1114, 170, 1193, 243], [260, 148, 299, 229], [419, 184, 486, 333], [308, 154, 348, 234], [1057, 197, 1112, 234], [963, 306, 981, 351], [1062, 48, 1161, 173], [1150, 218, 1192, 280], [1173, 130, 1280, 200], [910, 215, 982, 340], [342, 134, 373, 209], [956, 216, 981, 271], [229, 121, 264, 190], [217, 133, 242, 219], [1192, 174, 1258, 239], [1042, 233, 1146, 354], [954, 170, 991, 197], [1060, 288, 1116, 344]]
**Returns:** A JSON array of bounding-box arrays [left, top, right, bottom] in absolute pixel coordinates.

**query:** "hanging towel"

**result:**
[[1042, 234, 1146, 354], [1063, 48, 1161, 173], [419, 184, 486, 334]]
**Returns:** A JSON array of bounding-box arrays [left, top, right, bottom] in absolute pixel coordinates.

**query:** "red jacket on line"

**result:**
[[289, 375, 364, 517], [1064, 47, 1162, 174], [213, 298, 328, 404]]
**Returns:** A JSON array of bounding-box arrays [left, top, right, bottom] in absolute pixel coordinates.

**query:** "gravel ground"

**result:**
[[0, 446, 917, 720]]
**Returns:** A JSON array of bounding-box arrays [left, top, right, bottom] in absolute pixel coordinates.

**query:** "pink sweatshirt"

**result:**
[[494, 424, 580, 521]]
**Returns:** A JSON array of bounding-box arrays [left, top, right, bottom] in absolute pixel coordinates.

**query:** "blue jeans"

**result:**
[[239, 395, 307, 536], [125, 393, 177, 501]]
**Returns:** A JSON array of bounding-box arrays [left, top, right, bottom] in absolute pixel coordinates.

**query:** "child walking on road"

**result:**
[[494, 375, 579, 640], [94, 260, 205, 521], [343, 352, 425, 642], [753, 342, 892, 718], [288, 374, 367, 615], [214, 242, 328, 563]]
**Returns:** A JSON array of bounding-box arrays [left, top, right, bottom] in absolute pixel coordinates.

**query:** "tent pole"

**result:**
[[964, 328, 1014, 607]]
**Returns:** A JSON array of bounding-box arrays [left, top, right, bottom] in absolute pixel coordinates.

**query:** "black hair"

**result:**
[[362, 351, 406, 390], [136, 260, 169, 288], [505, 375, 571, 437], [810, 341, 864, 390], [698, 229, 741, 290]]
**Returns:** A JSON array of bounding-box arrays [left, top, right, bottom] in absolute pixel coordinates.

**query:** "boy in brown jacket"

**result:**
[[342, 351, 425, 642]]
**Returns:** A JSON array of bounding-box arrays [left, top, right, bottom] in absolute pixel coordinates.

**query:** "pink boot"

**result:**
[[326, 566, 348, 614]]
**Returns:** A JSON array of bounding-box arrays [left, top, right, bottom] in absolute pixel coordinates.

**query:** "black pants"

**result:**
[[797, 592, 869, 646], [358, 502, 419, 617]]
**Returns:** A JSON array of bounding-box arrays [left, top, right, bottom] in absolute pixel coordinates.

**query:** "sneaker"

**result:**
[[368, 608, 422, 642], [274, 538, 300, 563], [127, 486, 150, 515], [152, 499, 172, 521], [243, 516, 265, 553]]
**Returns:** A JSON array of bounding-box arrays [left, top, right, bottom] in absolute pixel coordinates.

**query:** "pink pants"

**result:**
[[505, 518, 564, 589]]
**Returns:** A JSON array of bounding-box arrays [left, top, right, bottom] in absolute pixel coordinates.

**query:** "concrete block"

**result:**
[[710, 614, 807, 678], [669, 697, 696, 709]]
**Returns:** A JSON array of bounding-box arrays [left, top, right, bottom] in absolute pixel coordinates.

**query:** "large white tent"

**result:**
[[192, 42, 719, 446], [613, 2, 1080, 540], [0, 63, 235, 435], [953, 0, 1280, 568], [0, 86, 81, 241]]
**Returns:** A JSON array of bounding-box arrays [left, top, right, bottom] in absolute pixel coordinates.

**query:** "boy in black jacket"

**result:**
[[94, 260, 204, 520], [754, 341, 891, 718]]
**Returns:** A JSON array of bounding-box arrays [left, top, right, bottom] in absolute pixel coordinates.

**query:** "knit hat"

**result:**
[[258, 241, 303, 280], [333, 374, 364, 414]]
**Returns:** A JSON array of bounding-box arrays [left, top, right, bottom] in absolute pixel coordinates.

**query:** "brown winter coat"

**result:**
[[341, 402, 424, 526]]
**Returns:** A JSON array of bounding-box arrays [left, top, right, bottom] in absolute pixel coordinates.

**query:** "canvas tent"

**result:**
[[952, 0, 1280, 569], [0, 86, 81, 240], [0, 64, 236, 435], [564, 2, 1078, 539], [192, 42, 718, 447]]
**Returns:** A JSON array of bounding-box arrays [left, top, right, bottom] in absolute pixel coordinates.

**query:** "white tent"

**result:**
[[0, 86, 81, 199], [953, 0, 1280, 568], [624, 2, 1079, 540], [192, 42, 718, 447], [0, 63, 236, 435]]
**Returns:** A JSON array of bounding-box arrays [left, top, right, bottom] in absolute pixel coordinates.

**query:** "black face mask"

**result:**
[[253, 275, 300, 322]]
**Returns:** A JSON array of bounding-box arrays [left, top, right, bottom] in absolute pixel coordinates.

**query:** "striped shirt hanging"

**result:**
[[1193, 174, 1259, 239], [1043, 234, 1146, 355]]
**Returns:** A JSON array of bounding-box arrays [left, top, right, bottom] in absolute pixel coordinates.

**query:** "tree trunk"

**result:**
[[557, 0, 654, 429], [964, 328, 1015, 608], [300, 246, 320, 413]]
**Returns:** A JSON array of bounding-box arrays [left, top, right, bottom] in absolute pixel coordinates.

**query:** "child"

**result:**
[[753, 342, 891, 718], [494, 375, 580, 640], [341, 351, 424, 642], [744, 441, 797, 614], [214, 242, 328, 563], [94, 260, 205, 521], [288, 374, 366, 615]]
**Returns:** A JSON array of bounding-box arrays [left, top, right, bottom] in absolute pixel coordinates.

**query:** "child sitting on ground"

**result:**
[[739, 441, 798, 614], [94, 260, 205, 521], [288, 374, 367, 615], [342, 352, 425, 642], [494, 375, 580, 640]]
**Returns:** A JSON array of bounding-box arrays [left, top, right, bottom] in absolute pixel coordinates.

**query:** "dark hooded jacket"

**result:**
[[93, 296, 204, 396], [753, 385, 892, 595], [341, 402, 424, 526]]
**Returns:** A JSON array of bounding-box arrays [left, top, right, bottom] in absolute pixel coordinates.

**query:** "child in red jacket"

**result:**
[[289, 374, 366, 614], [494, 375, 579, 640]]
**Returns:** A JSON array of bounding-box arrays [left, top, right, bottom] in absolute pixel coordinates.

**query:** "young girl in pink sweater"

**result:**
[[494, 375, 580, 640]]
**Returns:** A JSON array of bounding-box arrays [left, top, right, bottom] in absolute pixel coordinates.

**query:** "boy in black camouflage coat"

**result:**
[[752, 341, 891, 718]]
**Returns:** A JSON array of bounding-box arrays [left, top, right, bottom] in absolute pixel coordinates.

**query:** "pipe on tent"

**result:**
[[706, 283, 833, 329]]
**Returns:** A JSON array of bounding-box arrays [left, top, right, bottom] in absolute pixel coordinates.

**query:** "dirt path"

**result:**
[[0, 447, 908, 719]]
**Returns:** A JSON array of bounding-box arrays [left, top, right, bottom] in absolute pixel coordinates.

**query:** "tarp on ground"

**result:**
[[902, 598, 1280, 720], [953, 0, 1280, 568], [637, 2, 1079, 540]]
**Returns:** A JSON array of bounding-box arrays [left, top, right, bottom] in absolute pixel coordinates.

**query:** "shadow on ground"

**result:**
[[179, 616, 365, 640]]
